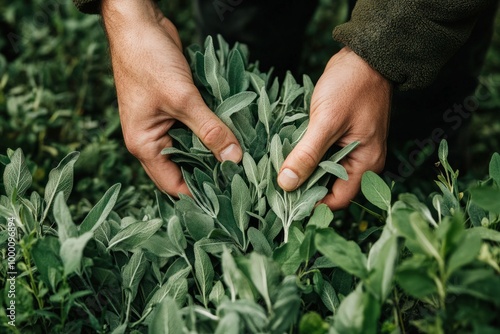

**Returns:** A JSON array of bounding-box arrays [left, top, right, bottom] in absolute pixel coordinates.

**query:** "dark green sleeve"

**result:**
[[333, 0, 497, 90], [73, 0, 101, 14]]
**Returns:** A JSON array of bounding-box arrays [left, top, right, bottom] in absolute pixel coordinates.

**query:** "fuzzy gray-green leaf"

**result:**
[[79, 183, 121, 234], [3, 148, 32, 199], [107, 218, 163, 250]]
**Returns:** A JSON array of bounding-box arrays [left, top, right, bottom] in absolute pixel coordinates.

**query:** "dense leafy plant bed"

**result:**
[[1, 36, 500, 334]]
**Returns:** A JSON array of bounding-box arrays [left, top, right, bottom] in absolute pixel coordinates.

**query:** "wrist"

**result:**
[[101, 0, 161, 34]]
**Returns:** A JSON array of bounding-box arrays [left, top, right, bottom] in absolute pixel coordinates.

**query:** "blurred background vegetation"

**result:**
[[0, 0, 499, 217]]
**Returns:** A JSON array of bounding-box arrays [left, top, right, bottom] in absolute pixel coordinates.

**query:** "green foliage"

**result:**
[[1, 30, 499, 334]]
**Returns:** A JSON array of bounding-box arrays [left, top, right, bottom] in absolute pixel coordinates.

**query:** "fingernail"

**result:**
[[278, 168, 299, 191], [220, 144, 241, 162]]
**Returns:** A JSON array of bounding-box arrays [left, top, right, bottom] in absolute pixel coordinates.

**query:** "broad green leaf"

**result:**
[[489, 152, 500, 184], [148, 297, 184, 334], [60, 231, 93, 276], [266, 181, 285, 223], [107, 218, 163, 250], [307, 204, 334, 228], [258, 87, 272, 136], [248, 227, 273, 257], [248, 72, 266, 92], [231, 174, 251, 233], [79, 183, 121, 234], [331, 284, 380, 334], [167, 216, 187, 254], [469, 186, 500, 214], [203, 182, 220, 215], [53, 192, 78, 243], [291, 186, 328, 222], [365, 229, 398, 301], [141, 232, 179, 258], [242, 152, 260, 189], [299, 312, 329, 334], [219, 299, 268, 333], [239, 253, 281, 312], [204, 36, 230, 101], [215, 312, 240, 334], [396, 256, 437, 299], [319, 161, 348, 181], [227, 48, 247, 94], [299, 226, 316, 264], [446, 232, 482, 276], [273, 227, 304, 275], [270, 135, 284, 173], [222, 247, 255, 301], [317, 278, 340, 313], [3, 148, 32, 198], [32, 236, 62, 290], [467, 226, 500, 242], [194, 244, 214, 307], [305, 141, 359, 190], [209, 280, 225, 307], [438, 139, 452, 172], [43, 152, 80, 219], [142, 267, 190, 319], [269, 276, 301, 333], [215, 91, 257, 119], [122, 250, 147, 302], [303, 74, 314, 108], [184, 211, 215, 241], [361, 171, 391, 212], [399, 193, 438, 227], [315, 228, 368, 279]]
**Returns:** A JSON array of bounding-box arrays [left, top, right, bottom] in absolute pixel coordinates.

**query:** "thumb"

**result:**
[[182, 102, 243, 163], [278, 124, 334, 191]]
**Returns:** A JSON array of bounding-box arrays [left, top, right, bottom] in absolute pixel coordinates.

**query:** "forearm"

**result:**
[[334, 0, 497, 90]]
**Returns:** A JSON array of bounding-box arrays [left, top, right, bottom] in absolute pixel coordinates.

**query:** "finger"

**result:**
[[320, 150, 385, 211], [277, 119, 339, 191], [140, 154, 191, 197], [321, 169, 363, 211], [181, 102, 243, 163]]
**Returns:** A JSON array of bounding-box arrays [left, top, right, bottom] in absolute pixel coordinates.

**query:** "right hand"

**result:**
[[101, 0, 242, 197]]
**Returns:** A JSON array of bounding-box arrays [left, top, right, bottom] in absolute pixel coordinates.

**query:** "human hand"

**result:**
[[101, 0, 242, 197], [277, 47, 392, 210]]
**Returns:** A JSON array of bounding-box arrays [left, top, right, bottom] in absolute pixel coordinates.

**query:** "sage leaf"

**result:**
[[167, 216, 187, 254], [257, 87, 272, 136], [122, 250, 147, 302], [43, 151, 80, 220], [215, 91, 257, 120], [32, 236, 62, 290], [148, 297, 184, 334], [3, 148, 32, 199], [315, 228, 368, 279], [361, 171, 391, 212], [331, 284, 380, 334], [215, 311, 240, 334], [247, 227, 273, 257], [231, 174, 251, 234], [194, 244, 214, 307], [79, 183, 121, 234], [318, 161, 348, 181], [204, 36, 230, 101], [307, 204, 333, 228], [107, 218, 163, 250], [53, 192, 78, 243], [489, 152, 500, 184], [227, 48, 247, 94], [60, 231, 93, 276]]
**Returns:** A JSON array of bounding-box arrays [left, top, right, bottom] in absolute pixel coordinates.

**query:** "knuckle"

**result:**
[[293, 146, 320, 172], [199, 120, 226, 149]]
